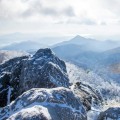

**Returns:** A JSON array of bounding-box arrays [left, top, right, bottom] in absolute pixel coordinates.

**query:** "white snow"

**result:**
[[8, 105, 52, 120], [7, 86, 13, 105], [87, 110, 100, 120]]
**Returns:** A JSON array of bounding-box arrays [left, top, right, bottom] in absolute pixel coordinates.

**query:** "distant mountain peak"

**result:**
[[73, 35, 86, 39]]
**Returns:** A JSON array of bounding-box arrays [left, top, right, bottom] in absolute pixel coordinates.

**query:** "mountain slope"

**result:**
[[1, 41, 47, 51], [66, 62, 120, 103], [52, 37, 120, 84], [53, 35, 120, 52], [66, 62, 120, 119], [52, 44, 86, 59]]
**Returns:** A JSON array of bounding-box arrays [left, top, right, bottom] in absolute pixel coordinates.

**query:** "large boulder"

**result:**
[[0, 87, 87, 120], [98, 107, 120, 120]]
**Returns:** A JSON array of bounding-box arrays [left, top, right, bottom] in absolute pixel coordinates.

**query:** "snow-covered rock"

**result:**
[[0, 48, 69, 107], [19, 48, 69, 94], [0, 87, 87, 120], [98, 107, 120, 120], [7, 106, 52, 120]]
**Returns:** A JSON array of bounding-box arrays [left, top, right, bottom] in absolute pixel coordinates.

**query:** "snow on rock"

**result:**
[[98, 107, 120, 120], [0, 87, 87, 120], [0, 48, 70, 107], [87, 110, 100, 120], [7, 106, 52, 120], [7, 86, 13, 105]]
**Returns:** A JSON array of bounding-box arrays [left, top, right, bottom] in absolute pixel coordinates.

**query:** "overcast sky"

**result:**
[[0, 0, 120, 39]]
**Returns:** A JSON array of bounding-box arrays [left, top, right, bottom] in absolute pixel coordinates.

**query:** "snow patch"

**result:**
[[7, 86, 13, 105]]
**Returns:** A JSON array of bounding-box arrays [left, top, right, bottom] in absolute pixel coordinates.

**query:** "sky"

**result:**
[[0, 0, 120, 39]]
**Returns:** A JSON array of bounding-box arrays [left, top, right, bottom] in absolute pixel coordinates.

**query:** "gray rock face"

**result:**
[[98, 107, 120, 120], [0, 48, 69, 107], [0, 87, 87, 120]]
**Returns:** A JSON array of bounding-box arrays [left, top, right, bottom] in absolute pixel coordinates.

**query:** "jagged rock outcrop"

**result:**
[[0, 48, 69, 107], [19, 48, 69, 94], [98, 107, 120, 120], [0, 87, 87, 120], [71, 82, 103, 111]]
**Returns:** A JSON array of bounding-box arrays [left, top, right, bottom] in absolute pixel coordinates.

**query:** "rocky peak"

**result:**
[[34, 48, 53, 57], [19, 48, 69, 93], [0, 48, 70, 107], [31, 48, 67, 73]]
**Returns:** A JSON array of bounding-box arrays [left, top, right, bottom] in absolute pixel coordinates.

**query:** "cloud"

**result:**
[[56, 17, 97, 25], [0, 0, 119, 24], [100, 22, 107, 26], [40, 6, 75, 17], [100, 0, 120, 16], [79, 18, 97, 25], [63, 6, 75, 17], [0, 0, 28, 20], [0, 0, 120, 36], [0, 0, 75, 21], [22, 1, 75, 18]]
